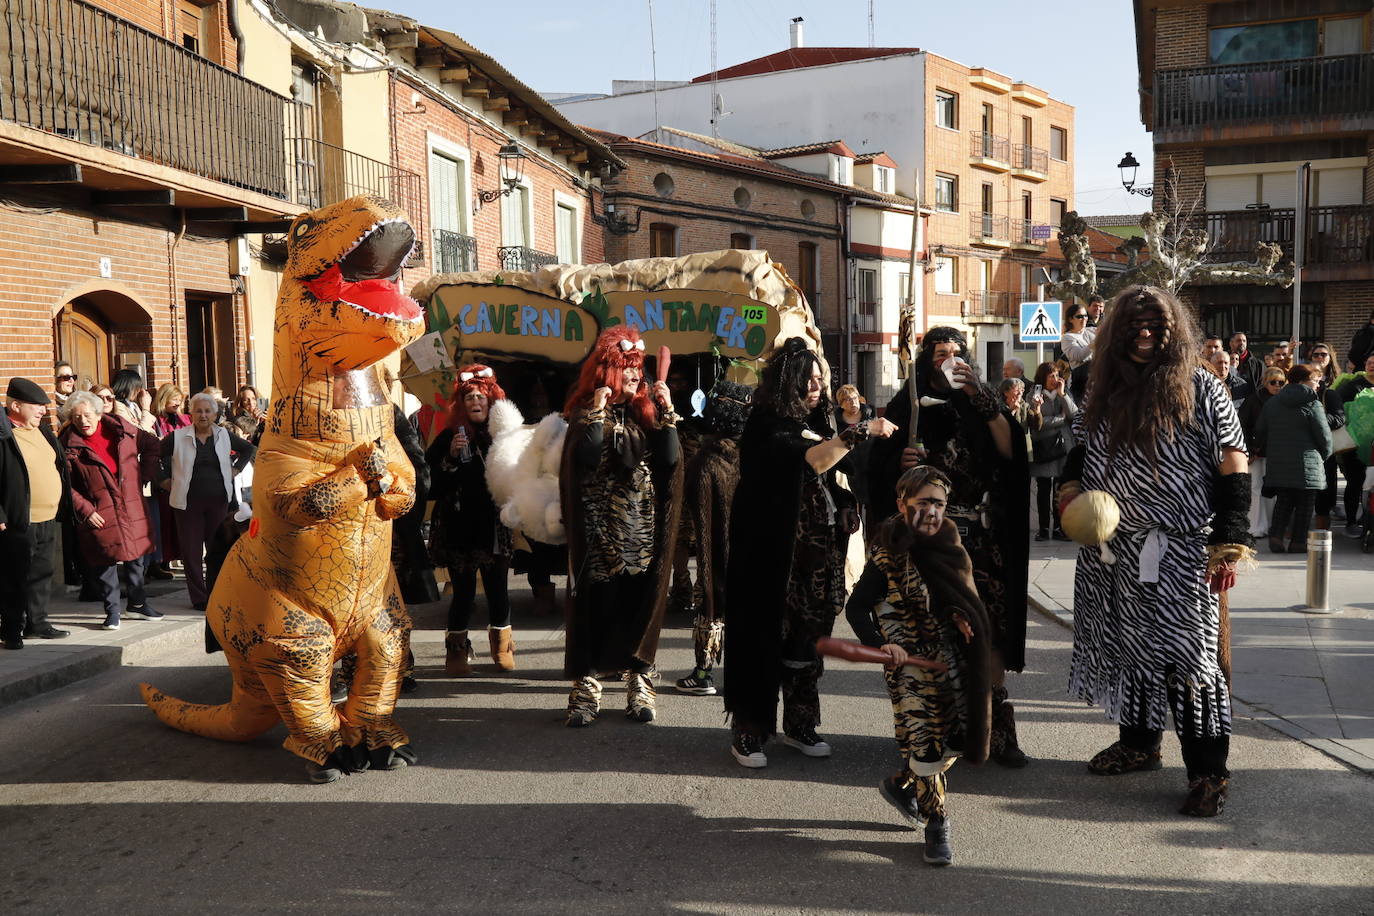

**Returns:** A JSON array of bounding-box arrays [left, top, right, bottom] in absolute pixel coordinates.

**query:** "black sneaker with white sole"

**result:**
[[125, 605, 164, 620], [730, 732, 768, 768], [782, 728, 832, 757], [675, 672, 717, 695]]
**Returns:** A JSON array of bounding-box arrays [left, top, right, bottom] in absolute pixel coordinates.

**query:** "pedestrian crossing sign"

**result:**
[[1019, 301, 1062, 343]]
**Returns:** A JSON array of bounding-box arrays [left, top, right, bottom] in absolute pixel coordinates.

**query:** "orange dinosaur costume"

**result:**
[[141, 196, 425, 782]]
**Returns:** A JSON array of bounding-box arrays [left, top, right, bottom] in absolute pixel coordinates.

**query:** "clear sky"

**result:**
[[390, 0, 1154, 217]]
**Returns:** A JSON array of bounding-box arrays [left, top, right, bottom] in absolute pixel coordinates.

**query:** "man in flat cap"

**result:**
[[1, 377, 71, 649]]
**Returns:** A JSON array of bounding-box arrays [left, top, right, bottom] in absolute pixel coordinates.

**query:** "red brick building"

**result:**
[[1, 0, 298, 396], [1135, 1, 1374, 363], [584, 129, 858, 371]]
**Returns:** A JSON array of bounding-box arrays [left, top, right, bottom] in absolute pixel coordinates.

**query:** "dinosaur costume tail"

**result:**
[[140, 681, 280, 742]]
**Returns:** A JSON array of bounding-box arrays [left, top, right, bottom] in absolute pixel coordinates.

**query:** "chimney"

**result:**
[[789, 16, 804, 49]]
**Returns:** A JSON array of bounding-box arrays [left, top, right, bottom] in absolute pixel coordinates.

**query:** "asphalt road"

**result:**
[[1, 601, 1370, 915]]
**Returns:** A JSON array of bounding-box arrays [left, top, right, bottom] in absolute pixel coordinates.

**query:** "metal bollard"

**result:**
[[1303, 529, 1332, 614]]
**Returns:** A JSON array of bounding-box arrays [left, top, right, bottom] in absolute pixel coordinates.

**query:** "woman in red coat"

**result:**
[[61, 391, 165, 630]]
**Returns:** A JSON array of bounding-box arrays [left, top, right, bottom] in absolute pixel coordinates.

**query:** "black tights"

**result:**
[[447, 560, 511, 631], [1034, 476, 1060, 532]]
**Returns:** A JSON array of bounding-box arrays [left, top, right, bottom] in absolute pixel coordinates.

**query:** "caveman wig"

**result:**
[[563, 326, 658, 428], [449, 363, 507, 438]]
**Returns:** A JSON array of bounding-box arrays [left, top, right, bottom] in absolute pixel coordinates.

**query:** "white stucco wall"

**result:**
[[555, 53, 927, 196]]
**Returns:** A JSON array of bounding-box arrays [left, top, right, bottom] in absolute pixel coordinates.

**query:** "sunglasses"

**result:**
[[1311, 351, 1329, 358], [56, 374, 77, 381], [1266, 380, 1283, 387], [99, 394, 115, 402]]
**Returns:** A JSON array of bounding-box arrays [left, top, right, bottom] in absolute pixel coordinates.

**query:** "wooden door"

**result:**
[[56, 304, 110, 390]]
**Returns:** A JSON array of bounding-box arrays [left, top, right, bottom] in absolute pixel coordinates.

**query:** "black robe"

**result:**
[[867, 383, 1031, 671], [722, 405, 856, 733]]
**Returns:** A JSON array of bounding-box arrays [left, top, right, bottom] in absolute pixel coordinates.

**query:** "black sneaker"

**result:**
[[879, 773, 925, 829], [782, 728, 832, 757], [100, 615, 120, 631], [923, 816, 953, 866], [1034, 529, 1049, 542], [730, 732, 767, 769], [675, 672, 717, 696], [125, 605, 164, 620]]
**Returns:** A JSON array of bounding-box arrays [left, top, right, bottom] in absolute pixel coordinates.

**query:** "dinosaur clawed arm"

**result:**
[[267, 464, 371, 526]]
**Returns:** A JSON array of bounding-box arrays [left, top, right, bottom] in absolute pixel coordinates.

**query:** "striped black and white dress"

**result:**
[[1068, 368, 1245, 739]]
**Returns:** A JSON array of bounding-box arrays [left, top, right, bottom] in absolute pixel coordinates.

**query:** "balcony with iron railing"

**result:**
[[1201, 204, 1374, 280], [287, 135, 421, 226], [1011, 217, 1048, 251], [852, 310, 878, 332], [1153, 52, 1374, 141], [966, 290, 1011, 319], [434, 229, 479, 273], [0, 0, 293, 208], [970, 211, 1011, 247], [498, 245, 559, 272], [969, 130, 1010, 171], [1010, 143, 1048, 181]]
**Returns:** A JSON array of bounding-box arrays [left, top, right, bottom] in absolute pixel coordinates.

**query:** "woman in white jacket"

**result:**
[[158, 393, 255, 611], [1060, 304, 1097, 403]]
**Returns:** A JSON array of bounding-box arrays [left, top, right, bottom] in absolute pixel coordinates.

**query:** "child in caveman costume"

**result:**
[[845, 466, 994, 867]]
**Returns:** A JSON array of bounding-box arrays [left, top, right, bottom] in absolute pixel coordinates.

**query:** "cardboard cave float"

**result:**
[[398, 249, 824, 435]]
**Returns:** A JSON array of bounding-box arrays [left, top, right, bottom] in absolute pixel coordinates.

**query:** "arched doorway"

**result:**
[[55, 299, 112, 390], [53, 287, 154, 390]]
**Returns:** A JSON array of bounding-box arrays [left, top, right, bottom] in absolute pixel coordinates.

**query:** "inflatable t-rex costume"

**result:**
[[141, 195, 424, 782]]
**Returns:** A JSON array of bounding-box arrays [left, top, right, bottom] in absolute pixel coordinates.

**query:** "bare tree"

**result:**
[[1049, 166, 1293, 303]]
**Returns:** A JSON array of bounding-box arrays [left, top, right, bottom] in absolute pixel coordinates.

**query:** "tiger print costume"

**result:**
[[141, 195, 424, 778], [846, 516, 993, 821]]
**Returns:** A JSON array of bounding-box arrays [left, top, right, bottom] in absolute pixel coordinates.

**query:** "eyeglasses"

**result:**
[[56, 374, 77, 381], [1266, 380, 1283, 387], [1311, 351, 1330, 358]]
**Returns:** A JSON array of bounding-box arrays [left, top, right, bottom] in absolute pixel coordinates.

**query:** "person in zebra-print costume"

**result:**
[[1059, 286, 1254, 818], [845, 466, 994, 866]]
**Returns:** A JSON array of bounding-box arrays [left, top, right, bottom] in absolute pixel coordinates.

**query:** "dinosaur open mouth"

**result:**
[[304, 219, 422, 323]]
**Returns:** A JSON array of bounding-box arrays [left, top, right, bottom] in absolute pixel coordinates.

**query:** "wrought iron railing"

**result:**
[[287, 137, 421, 220], [1155, 53, 1374, 131], [434, 229, 478, 273], [1011, 143, 1048, 173], [1203, 205, 1374, 266], [966, 290, 1010, 318], [498, 245, 559, 272], [971, 211, 1010, 241], [852, 312, 878, 332], [1011, 217, 1047, 246], [0, 0, 291, 197], [969, 130, 1009, 162]]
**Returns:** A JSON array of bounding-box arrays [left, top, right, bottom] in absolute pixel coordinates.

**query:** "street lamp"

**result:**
[[476, 143, 528, 205], [1118, 151, 1153, 197]]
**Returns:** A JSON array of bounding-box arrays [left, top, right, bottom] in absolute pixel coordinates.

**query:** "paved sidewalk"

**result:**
[[1027, 531, 1374, 773], [0, 577, 202, 706]]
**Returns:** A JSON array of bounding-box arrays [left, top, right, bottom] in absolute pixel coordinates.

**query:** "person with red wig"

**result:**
[[559, 326, 683, 726], [426, 364, 516, 675]]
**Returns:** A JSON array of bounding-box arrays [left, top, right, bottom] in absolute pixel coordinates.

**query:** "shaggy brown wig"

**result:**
[[1084, 285, 1200, 467]]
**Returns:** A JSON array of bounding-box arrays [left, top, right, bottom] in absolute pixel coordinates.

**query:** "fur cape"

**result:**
[[484, 398, 568, 545], [559, 406, 684, 677], [687, 432, 741, 624]]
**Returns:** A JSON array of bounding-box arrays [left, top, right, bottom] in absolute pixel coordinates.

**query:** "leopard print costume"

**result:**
[[582, 406, 657, 583], [141, 196, 424, 771]]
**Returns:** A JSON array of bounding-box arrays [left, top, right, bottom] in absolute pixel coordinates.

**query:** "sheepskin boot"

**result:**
[[445, 631, 474, 677], [489, 625, 516, 671]]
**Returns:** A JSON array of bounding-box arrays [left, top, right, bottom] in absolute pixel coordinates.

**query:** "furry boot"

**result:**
[[445, 630, 474, 677], [989, 685, 1029, 768], [488, 625, 516, 671]]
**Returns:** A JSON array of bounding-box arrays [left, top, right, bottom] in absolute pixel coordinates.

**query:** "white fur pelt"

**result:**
[[485, 399, 568, 545]]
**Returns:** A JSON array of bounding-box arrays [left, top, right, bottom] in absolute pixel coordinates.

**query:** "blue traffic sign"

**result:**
[[1019, 301, 1062, 343]]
